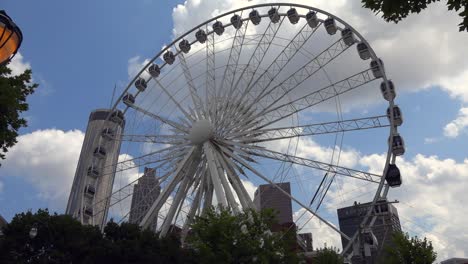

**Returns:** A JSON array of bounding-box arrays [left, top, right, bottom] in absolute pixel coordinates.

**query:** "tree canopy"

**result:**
[[361, 0, 468, 32], [383, 231, 437, 264], [313, 247, 344, 264], [187, 207, 300, 264], [0, 63, 38, 165]]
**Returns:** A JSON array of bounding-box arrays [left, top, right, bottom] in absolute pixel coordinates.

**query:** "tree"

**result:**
[[313, 247, 344, 264], [0, 209, 194, 263], [383, 232, 437, 264], [361, 0, 468, 32], [0, 63, 38, 165], [187, 206, 299, 264]]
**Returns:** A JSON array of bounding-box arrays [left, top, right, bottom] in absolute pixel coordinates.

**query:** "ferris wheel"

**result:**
[[94, 3, 404, 259]]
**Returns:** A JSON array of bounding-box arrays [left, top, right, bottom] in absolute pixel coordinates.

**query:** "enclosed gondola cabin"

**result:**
[[324, 18, 337, 35], [380, 80, 396, 101], [387, 105, 403, 126], [196, 29, 207, 43], [213, 21, 224, 35], [390, 134, 405, 156], [135, 78, 147, 92], [231, 14, 243, 29], [306, 11, 319, 28], [268, 7, 280, 23], [357, 42, 371, 60], [163, 51, 175, 65], [287, 8, 300, 24], [179, 39, 191, 53], [385, 164, 402, 187], [249, 10, 261, 25], [370, 58, 384, 78], [148, 64, 160, 78], [123, 93, 136, 107], [341, 28, 355, 46]]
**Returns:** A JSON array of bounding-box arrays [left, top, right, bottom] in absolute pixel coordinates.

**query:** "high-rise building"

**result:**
[[129, 167, 161, 230], [337, 199, 401, 264], [66, 109, 124, 230], [253, 182, 293, 225]]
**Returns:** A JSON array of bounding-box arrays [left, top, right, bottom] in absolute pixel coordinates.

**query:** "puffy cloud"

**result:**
[[1, 129, 84, 208], [443, 107, 468, 138], [7, 53, 31, 77]]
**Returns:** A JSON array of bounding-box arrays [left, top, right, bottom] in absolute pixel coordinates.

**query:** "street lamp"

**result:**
[[0, 10, 23, 65]]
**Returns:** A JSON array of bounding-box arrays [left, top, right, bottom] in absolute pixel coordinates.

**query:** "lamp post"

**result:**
[[0, 10, 23, 65]]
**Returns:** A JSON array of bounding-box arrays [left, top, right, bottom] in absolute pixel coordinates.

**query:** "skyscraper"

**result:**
[[253, 182, 293, 225], [66, 109, 124, 230], [129, 167, 161, 230], [337, 199, 401, 263]]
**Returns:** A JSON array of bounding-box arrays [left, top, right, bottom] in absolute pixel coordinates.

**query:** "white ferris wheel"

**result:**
[[92, 3, 405, 259]]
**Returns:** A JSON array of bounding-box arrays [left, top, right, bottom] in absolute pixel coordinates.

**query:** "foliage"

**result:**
[[0, 63, 38, 164], [187, 206, 300, 264], [313, 246, 344, 264], [0, 209, 194, 264], [383, 232, 437, 264], [361, 0, 468, 32]]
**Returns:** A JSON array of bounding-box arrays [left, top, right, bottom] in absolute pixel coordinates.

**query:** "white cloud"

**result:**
[[444, 107, 468, 138], [1, 129, 84, 209], [7, 53, 31, 76]]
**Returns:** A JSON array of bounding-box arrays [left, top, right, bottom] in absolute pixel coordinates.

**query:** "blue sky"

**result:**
[[1, 0, 468, 260]]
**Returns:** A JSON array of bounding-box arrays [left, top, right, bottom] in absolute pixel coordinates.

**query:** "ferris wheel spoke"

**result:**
[[177, 51, 205, 119], [160, 171, 192, 237], [118, 134, 187, 144], [114, 143, 190, 172], [230, 115, 389, 143], [219, 19, 284, 129], [152, 77, 195, 122], [257, 69, 376, 129], [217, 151, 255, 209], [256, 38, 350, 113], [216, 17, 250, 124], [127, 103, 190, 134], [181, 175, 205, 243], [246, 21, 321, 105], [206, 25, 217, 120], [218, 145, 350, 240], [248, 147, 381, 183], [204, 142, 229, 207], [140, 147, 198, 230]]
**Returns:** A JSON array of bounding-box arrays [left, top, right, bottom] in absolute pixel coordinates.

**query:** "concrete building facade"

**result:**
[[66, 109, 124, 230], [253, 182, 293, 225], [337, 199, 401, 264], [129, 167, 161, 230]]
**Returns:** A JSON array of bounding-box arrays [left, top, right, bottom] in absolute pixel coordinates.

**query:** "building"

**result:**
[[66, 109, 124, 230], [129, 167, 161, 230], [441, 258, 468, 264], [253, 182, 293, 225], [337, 199, 401, 264]]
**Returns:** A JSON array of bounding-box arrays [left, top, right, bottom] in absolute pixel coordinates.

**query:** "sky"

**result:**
[[1, 0, 468, 261]]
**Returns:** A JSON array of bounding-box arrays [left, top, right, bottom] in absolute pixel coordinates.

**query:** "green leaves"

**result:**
[[0, 63, 38, 164], [361, 0, 468, 32], [383, 232, 437, 264], [187, 206, 299, 264]]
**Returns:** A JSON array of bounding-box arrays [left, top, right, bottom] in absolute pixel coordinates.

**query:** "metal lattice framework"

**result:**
[[84, 3, 405, 262]]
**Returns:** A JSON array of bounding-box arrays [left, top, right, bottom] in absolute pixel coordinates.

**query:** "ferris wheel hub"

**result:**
[[189, 119, 214, 144]]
